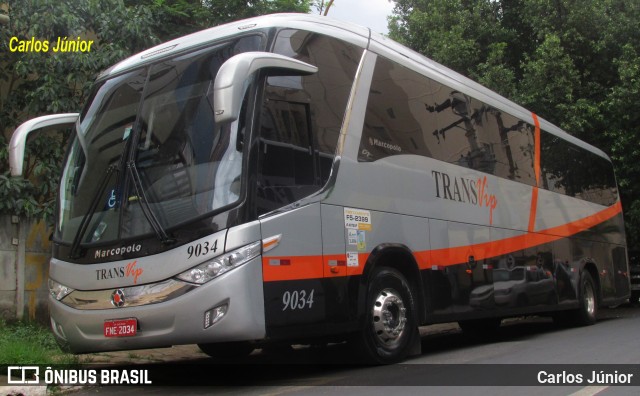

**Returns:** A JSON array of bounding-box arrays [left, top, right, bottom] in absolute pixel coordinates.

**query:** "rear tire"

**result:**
[[555, 271, 598, 327], [573, 271, 598, 325], [354, 267, 419, 364], [198, 341, 255, 359]]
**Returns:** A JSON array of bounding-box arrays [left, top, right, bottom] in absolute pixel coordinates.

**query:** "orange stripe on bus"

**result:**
[[532, 112, 541, 186], [528, 186, 539, 232], [262, 255, 324, 282], [427, 201, 622, 268], [528, 113, 541, 233], [263, 202, 622, 281]]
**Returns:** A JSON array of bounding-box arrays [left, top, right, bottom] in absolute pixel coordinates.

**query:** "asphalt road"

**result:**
[[72, 304, 640, 396]]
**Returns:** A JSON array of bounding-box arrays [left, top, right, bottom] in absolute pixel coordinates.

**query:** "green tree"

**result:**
[[0, 0, 311, 221], [389, 0, 640, 247], [313, 0, 336, 15], [604, 45, 640, 246], [0, 0, 159, 220], [126, 0, 312, 41]]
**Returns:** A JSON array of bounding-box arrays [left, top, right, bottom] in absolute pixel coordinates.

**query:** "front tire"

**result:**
[[354, 267, 419, 364]]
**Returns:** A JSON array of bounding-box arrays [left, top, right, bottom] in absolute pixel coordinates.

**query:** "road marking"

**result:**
[[569, 386, 609, 396]]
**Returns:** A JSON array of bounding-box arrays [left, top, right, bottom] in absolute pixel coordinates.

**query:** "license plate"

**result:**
[[104, 318, 137, 337]]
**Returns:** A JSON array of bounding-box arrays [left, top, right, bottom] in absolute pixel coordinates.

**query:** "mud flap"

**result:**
[[407, 325, 422, 357]]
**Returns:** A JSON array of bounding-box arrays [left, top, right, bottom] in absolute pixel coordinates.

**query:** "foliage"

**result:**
[[0, 0, 311, 222], [0, 0, 159, 222], [0, 319, 78, 366], [127, 0, 312, 40], [313, 0, 336, 15], [389, 0, 640, 248], [604, 44, 640, 246]]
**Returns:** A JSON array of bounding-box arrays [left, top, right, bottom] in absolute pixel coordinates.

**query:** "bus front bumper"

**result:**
[[48, 256, 265, 354]]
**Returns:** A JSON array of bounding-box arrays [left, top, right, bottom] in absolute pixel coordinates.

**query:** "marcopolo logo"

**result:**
[[369, 137, 402, 152], [111, 289, 126, 307], [94, 243, 142, 259]]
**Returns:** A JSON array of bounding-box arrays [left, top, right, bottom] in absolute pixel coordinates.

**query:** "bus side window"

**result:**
[[256, 29, 363, 216], [359, 56, 436, 162], [257, 97, 316, 215]]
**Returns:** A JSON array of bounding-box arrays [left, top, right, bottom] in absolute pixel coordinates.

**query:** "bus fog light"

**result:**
[[176, 241, 261, 284], [50, 317, 67, 341], [48, 278, 74, 301], [204, 302, 229, 329]]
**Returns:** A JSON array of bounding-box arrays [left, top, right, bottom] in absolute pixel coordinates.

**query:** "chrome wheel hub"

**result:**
[[584, 282, 595, 316], [372, 288, 407, 347]]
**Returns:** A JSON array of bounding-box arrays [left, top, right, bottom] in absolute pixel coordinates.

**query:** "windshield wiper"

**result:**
[[68, 150, 176, 258], [127, 160, 176, 245], [68, 164, 119, 259]]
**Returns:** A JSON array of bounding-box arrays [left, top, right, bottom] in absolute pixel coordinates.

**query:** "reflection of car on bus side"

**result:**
[[469, 284, 494, 309], [630, 251, 640, 304], [493, 267, 556, 307]]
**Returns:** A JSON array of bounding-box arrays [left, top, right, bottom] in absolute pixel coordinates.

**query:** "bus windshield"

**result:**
[[56, 35, 262, 246]]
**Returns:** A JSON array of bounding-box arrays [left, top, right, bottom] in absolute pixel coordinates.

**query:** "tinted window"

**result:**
[[474, 109, 536, 185], [359, 56, 438, 161], [257, 30, 363, 215], [429, 87, 488, 170], [360, 55, 614, 205], [57, 36, 264, 244], [273, 29, 362, 183], [540, 132, 617, 206], [257, 99, 316, 214], [360, 56, 536, 186]]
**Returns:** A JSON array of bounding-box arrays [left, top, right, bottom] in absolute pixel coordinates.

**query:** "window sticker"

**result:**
[[344, 208, 372, 231], [347, 229, 357, 245], [347, 252, 359, 267], [357, 230, 366, 251]]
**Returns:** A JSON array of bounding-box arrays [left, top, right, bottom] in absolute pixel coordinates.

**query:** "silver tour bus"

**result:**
[[9, 14, 630, 363]]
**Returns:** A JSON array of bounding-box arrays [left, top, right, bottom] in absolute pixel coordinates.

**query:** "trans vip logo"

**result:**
[[431, 170, 498, 224]]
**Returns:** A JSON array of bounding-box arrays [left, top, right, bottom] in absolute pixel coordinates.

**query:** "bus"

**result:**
[[9, 13, 630, 364]]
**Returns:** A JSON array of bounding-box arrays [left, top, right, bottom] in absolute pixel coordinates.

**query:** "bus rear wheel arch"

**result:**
[[353, 266, 420, 364]]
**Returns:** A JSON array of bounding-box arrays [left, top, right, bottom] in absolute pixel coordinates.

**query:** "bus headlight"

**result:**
[[48, 278, 74, 301], [176, 241, 261, 284]]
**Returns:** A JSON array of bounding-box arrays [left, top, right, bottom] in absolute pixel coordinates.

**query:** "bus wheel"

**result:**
[[197, 341, 255, 359], [573, 271, 598, 325], [355, 267, 418, 364], [557, 271, 598, 327]]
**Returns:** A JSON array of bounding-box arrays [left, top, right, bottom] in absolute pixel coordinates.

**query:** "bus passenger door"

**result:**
[[256, 96, 327, 335]]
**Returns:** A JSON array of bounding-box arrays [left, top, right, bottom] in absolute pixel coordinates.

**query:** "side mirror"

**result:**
[[9, 113, 79, 176], [213, 52, 318, 124]]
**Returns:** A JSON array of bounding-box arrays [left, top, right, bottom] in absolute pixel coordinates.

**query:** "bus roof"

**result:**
[[101, 13, 610, 161]]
